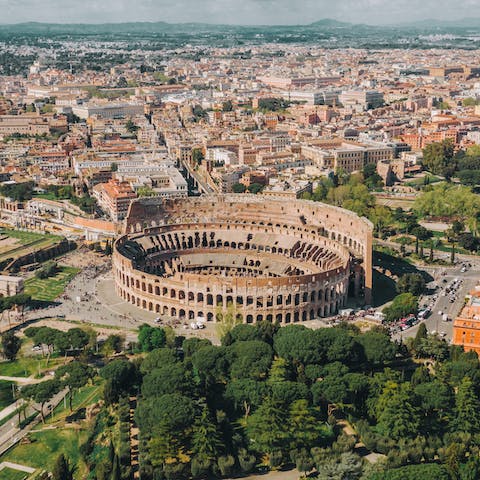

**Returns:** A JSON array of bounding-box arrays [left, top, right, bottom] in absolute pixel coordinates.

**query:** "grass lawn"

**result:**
[[32, 193, 61, 201], [1, 428, 88, 478], [0, 380, 14, 409], [404, 175, 443, 187], [0, 383, 103, 478], [25, 266, 80, 302], [0, 229, 59, 245], [0, 468, 29, 480], [0, 229, 61, 263], [47, 381, 103, 425], [0, 355, 64, 378]]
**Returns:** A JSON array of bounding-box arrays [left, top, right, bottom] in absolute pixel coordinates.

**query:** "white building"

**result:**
[[72, 102, 144, 120]]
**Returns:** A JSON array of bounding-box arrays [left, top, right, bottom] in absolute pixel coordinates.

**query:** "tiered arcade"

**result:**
[[113, 195, 373, 323]]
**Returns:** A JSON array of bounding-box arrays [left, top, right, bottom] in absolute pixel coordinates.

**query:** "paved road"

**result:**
[[394, 262, 480, 342], [0, 388, 68, 457], [180, 159, 215, 194], [0, 400, 23, 423]]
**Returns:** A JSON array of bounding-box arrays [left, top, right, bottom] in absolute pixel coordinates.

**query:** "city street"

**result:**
[[394, 260, 480, 342]]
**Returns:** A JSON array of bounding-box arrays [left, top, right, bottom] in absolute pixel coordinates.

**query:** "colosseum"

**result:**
[[113, 195, 373, 324]]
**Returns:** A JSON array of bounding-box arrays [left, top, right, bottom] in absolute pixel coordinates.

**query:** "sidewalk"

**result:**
[[0, 400, 23, 422], [0, 388, 68, 457]]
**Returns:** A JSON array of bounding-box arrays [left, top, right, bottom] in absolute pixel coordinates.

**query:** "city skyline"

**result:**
[[1, 0, 480, 26]]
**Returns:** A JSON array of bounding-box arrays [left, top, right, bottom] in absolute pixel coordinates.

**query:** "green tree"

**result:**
[[229, 340, 273, 380], [142, 363, 189, 397], [125, 119, 139, 134], [66, 328, 89, 353], [453, 377, 480, 434], [358, 330, 396, 366], [315, 452, 363, 480], [191, 406, 222, 467], [21, 379, 61, 423], [247, 182, 264, 194], [55, 361, 95, 411], [288, 399, 329, 450], [376, 382, 420, 440], [217, 455, 235, 477], [100, 359, 138, 404], [102, 334, 124, 356], [137, 324, 166, 352], [383, 293, 418, 323], [411, 226, 432, 255], [1, 331, 21, 360], [110, 454, 121, 480], [410, 322, 428, 356], [222, 100, 233, 112], [136, 394, 195, 468], [397, 273, 426, 296], [52, 453, 74, 480], [232, 183, 246, 193], [216, 303, 243, 340], [225, 378, 267, 419], [247, 396, 290, 457], [192, 148, 204, 165], [422, 139, 455, 177]]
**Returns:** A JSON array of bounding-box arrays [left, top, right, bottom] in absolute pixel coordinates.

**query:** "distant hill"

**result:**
[[396, 17, 480, 28], [309, 18, 352, 28], [0, 21, 176, 34], [1, 18, 480, 37]]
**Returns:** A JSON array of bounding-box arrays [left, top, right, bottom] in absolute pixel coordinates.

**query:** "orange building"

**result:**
[[92, 178, 137, 222], [453, 289, 480, 356]]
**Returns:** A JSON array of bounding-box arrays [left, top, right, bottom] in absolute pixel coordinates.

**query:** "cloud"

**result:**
[[0, 0, 479, 25]]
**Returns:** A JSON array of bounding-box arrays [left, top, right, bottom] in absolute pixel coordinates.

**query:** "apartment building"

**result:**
[[301, 139, 393, 173], [453, 289, 480, 356], [339, 90, 384, 110], [92, 178, 137, 222], [72, 102, 144, 120]]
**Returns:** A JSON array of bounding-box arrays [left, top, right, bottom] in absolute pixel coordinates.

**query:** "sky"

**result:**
[[1, 0, 480, 25]]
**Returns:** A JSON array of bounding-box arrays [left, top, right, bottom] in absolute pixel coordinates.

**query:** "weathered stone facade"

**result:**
[[113, 195, 373, 323]]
